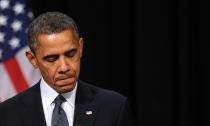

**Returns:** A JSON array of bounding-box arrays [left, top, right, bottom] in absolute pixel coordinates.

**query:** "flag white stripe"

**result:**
[[0, 64, 17, 101]]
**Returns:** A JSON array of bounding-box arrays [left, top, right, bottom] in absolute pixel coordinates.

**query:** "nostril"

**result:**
[[59, 69, 70, 74]]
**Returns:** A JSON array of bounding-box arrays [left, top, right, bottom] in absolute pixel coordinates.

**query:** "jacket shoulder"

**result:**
[[79, 80, 127, 104], [0, 83, 39, 110]]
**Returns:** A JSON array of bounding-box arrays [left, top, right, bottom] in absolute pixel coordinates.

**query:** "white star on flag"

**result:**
[[11, 20, 22, 32], [9, 37, 20, 49], [13, 2, 24, 15], [0, 0, 10, 10], [27, 12, 34, 19], [0, 32, 5, 43], [0, 15, 8, 26]]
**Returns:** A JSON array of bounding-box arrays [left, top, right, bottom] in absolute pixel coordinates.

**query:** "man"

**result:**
[[0, 12, 134, 126]]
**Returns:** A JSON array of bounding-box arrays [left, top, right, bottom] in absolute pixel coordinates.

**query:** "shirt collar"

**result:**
[[40, 78, 77, 110]]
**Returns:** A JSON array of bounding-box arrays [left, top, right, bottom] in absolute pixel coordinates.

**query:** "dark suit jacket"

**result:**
[[0, 80, 135, 126]]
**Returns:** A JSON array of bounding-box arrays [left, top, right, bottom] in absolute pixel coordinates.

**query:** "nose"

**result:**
[[58, 57, 70, 73]]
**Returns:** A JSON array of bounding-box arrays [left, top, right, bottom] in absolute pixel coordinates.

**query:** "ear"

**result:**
[[25, 51, 38, 68], [78, 37, 84, 58]]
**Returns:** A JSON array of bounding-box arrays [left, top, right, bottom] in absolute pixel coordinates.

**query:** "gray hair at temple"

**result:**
[[27, 12, 80, 53]]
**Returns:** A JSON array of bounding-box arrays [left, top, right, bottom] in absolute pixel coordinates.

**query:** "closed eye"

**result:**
[[43, 55, 59, 62], [65, 49, 77, 57]]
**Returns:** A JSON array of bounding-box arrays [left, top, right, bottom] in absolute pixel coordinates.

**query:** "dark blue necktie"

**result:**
[[51, 95, 69, 126]]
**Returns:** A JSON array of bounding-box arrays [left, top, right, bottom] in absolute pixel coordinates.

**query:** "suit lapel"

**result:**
[[18, 81, 97, 126], [74, 81, 98, 126], [20, 83, 46, 126]]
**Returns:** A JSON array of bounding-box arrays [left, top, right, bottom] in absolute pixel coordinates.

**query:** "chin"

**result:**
[[58, 84, 76, 93]]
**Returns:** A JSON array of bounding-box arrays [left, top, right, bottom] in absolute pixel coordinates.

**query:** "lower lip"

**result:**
[[57, 77, 75, 84]]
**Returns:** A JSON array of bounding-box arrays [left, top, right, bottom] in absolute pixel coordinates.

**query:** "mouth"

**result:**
[[56, 74, 74, 81], [55, 76, 76, 86]]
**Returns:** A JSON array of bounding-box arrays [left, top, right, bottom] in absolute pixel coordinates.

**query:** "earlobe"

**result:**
[[25, 51, 38, 68]]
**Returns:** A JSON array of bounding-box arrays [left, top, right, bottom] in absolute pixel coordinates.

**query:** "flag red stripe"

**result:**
[[3, 57, 29, 93]]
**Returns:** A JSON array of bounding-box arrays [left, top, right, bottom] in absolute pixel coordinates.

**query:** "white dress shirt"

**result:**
[[40, 78, 77, 126]]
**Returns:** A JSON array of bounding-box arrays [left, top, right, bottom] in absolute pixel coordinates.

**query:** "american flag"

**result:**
[[0, 0, 40, 102]]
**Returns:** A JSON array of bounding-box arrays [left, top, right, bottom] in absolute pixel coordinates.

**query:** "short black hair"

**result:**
[[28, 12, 79, 53]]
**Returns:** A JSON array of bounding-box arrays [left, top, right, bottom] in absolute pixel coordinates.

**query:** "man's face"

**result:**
[[26, 29, 83, 93]]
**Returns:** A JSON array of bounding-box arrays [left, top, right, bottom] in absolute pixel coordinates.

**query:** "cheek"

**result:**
[[39, 64, 57, 82], [70, 60, 81, 73]]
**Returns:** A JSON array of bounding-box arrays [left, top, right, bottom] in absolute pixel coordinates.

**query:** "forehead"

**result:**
[[36, 30, 78, 55]]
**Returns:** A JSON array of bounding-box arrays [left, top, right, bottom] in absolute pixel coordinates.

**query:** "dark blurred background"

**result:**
[[27, 0, 209, 126]]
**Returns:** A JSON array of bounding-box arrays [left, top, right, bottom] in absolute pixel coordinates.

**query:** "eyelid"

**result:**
[[65, 49, 77, 57], [43, 55, 59, 62]]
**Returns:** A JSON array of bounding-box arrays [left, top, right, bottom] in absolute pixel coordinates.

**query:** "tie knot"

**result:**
[[54, 94, 66, 106]]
